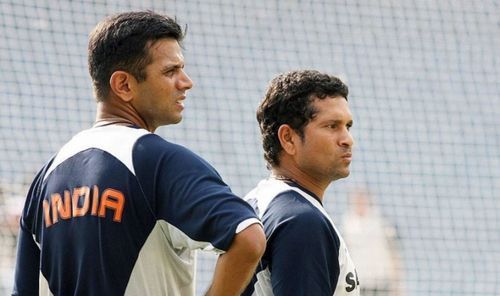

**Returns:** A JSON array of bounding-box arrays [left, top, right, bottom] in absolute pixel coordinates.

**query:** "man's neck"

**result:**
[[94, 97, 153, 132], [271, 166, 328, 201]]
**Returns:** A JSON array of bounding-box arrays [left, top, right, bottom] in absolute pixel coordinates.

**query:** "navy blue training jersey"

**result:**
[[13, 125, 260, 296], [242, 178, 360, 296]]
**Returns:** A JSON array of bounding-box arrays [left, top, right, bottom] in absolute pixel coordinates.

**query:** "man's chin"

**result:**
[[331, 169, 350, 181], [164, 115, 183, 125], [172, 116, 182, 124]]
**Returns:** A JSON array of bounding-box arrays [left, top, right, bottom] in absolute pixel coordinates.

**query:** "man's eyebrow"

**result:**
[[323, 119, 348, 123], [322, 119, 353, 126], [161, 63, 184, 73]]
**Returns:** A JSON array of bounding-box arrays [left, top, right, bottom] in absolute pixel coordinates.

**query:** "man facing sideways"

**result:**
[[13, 11, 265, 296], [242, 70, 360, 296]]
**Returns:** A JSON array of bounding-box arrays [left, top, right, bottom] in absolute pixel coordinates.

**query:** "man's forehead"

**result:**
[[310, 97, 352, 119], [146, 39, 184, 66], [311, 96, 349, 110], [147, 38, 182, 56]]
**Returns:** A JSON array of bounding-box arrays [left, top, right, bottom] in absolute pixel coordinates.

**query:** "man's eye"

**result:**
[[163, 68, 178, 77]]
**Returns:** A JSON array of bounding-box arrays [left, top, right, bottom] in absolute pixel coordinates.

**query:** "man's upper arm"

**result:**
[[133, 135, 259, 252], [12, 161, 52, 295], [12, 221, 40, 295]]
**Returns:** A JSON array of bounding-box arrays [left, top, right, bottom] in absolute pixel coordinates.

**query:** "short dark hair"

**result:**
[[88, 11, 185, 101], [257, 70, 349, 167]]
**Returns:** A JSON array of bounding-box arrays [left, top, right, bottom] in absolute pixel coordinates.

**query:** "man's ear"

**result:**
[[277, 124, 298, 156], [109, 71, 136, 102]]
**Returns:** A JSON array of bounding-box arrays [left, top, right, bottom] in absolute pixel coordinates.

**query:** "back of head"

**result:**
[[257, 69, 349, 167], [88, 10, 184, 101]]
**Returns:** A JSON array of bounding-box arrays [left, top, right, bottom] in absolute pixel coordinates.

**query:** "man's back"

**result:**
[[15, 125, 258, 295]]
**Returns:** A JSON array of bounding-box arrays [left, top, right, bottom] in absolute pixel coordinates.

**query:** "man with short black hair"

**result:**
[[13, 11, 265, 296], [243, 70, 360, 295]]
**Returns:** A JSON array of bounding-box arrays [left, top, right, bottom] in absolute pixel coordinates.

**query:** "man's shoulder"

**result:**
[[133, 131, 200, 160], [266, 190, 327, 226], [251, 188, 330, 244], [246, 179, 324, 221], [132, 131, 221, 180]]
